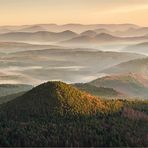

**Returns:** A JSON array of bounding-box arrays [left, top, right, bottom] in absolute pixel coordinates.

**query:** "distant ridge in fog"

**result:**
[[0, 23, 139, 33]]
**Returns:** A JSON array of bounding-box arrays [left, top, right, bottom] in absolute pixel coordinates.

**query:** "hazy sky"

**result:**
[[0, 0, 148, 26]]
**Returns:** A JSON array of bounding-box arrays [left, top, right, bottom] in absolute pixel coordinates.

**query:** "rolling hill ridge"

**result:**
[[90, 73, 148, 99]]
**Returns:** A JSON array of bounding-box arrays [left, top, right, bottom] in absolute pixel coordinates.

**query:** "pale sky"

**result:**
[[0, 0, 148, 26]]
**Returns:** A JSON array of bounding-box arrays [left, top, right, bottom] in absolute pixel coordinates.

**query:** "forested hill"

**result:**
[[0, 81, 147, 147], [0, 81, 120, 120]]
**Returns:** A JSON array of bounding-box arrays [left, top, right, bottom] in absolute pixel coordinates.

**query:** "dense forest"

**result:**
[[0, 81, 147, 147]]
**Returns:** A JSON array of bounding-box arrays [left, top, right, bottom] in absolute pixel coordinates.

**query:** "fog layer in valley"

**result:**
[[0, 24, 147, 88]]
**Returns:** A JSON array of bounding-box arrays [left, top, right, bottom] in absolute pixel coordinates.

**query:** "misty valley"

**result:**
[[0, 23, 148, 147]]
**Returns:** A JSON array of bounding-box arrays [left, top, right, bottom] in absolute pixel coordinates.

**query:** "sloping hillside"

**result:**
[[90, 73, 148, 99], [0, 84, 33, 97], [74, 83, 122, 98], [0, 81, 112, 120], [0, 91, 25, 104], [123, 42, 148, 55], [102, 58, 148, 75]]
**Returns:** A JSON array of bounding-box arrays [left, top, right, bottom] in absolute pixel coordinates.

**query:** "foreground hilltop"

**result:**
[[1, 81, 111, 120], [0, 81, 147, 147]]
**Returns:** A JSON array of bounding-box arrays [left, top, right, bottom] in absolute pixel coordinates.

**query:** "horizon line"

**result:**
[[0, 23, 144, 27]]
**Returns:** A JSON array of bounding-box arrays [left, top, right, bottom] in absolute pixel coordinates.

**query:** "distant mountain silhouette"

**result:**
[[112, 27, 148, 37], [0, 23, 139, 33], [95, 33, 119, 41], [0, 30, 78, 42], [62, 33, 148, 45], [93, 28, 112, 34], [18, 25, 47, 32], [80, 30, 97, 37]]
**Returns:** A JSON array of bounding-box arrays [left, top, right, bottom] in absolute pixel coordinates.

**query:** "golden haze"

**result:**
[[0, 0, 148, 26]]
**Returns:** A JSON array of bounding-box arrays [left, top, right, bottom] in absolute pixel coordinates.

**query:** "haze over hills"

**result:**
[[0, 47, 145, 85], [2, 30, 148, 46], [123, 42, 148, 55], [0, 42, 61, 53], [102, 57, 148, 75], [61, 33, 148, 47], [94, 28, 110, 34], [18, 25, 48, 32], [80, 30, 97, 37], [0, 0, 148, 144], [0, 23, 147, 147], [0, 28, 11, 34], [0, 23, 147, 99], [90, 73, 148, 99], [0, 24, 146, 40], [74, 83, 123, 98], [93, 27, 148, 37], [0, 24, 139, 34], [112, 27, 148, 37], [0, 84, 33, 97], [0, 25, 148, 52], [0, 30, 78, 42]]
